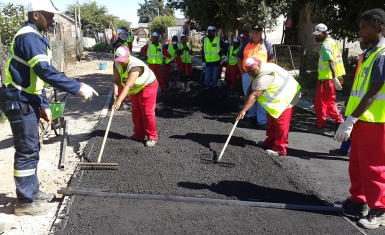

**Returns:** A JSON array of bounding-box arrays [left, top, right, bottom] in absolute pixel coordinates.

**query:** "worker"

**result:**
[[201, 26, 228, 89], [328, 38, 370, 157], [127, 30, 135, 52], [237, 24, 275, 130], [336, 8, 385, 230], [218, 39, 230, 79], [237, 57, 301, 157], [225, 38, 241, 92], [140, 32, 172, 92], [307, 23, 345, 135], [239, 33, 245, 45], [0, 0, 98, 216], [163, 35, 178, 86], [112, 46, 158, 147], [177, 34, 193, 75]]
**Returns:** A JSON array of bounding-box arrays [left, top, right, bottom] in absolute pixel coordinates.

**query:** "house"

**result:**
[[137, 23, 150, 39]]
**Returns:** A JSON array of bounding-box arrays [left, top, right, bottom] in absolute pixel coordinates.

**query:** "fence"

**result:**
[[272, 44, 303, 75]]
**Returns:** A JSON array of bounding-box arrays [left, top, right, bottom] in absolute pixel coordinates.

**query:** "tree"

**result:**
[[138, 0, 174, 23], [148, 15, 176, 43], [0, 3, 24, 46]]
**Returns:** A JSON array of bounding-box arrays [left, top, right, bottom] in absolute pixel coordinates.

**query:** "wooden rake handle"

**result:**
[[217, 120, 239, 162], [97, 108, 115, 163]]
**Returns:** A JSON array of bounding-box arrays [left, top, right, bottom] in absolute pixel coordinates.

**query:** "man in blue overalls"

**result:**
[[0, 0, 98, 216]]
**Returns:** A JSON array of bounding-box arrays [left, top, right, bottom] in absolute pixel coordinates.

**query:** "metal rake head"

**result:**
[[200, 158, 236, 168], [77, 163, 118, 170]]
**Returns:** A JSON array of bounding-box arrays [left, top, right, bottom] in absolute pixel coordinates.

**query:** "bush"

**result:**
[[295, 71, 318, 91], [86, 42, 114, 53]]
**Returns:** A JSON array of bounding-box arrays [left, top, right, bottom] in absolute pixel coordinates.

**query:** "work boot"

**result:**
[[34, 191, 55, 202], [266, 149, 282, 157], [14, 201, 51, 216], [256, 141, 270, 150], [342, 199, 369, 218], [357, 209, 385, 229], [329, 149, 349, 156], [307, 125, 325, 135], [145, 140, 157, 147]]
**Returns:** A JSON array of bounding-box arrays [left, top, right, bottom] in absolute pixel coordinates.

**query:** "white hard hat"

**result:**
[[312, 23, 328, 35], [207, 26, 216, 31], [26, 0, 62, 14], [233, 38, 239, 43]]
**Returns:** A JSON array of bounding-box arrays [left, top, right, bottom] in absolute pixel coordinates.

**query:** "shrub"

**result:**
[[87, 42, 114, 53]]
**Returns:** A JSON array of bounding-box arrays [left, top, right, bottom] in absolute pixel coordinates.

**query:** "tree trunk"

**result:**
[[0, 33, 7, 85]]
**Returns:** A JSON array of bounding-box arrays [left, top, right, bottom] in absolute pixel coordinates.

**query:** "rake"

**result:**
[[77, 108, 118, 170], [200, 120, 238, 168]]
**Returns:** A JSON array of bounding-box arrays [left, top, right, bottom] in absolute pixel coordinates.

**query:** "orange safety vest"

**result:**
[[242, 40, 268, 71]]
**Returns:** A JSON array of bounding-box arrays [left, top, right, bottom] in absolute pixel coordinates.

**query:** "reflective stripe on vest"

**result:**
[[147, 42, 163, 64], [318, 38, 346, 80], [115, 56, 156, 94], [242, 41, 268, 71], [4, 26, 51, 95], [14, 168, 36, 177], [253, 63, 301, 118], [228, 46, 239, 66], [164, 44, 177, 64], [345, 46, 385, 123], [178, 43, 192, 63], [203, 36, 220, 62]]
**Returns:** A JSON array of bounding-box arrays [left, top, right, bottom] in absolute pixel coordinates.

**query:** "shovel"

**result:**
[[200, 120, 238, 168]]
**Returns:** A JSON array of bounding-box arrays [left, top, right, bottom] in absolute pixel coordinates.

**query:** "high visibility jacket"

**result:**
[[203, 36, 220, 62], [228, 46, 239, 66], [178, 43, 192, 63], [115, 56, 156, 95], [345, 45, 385, 123], [253, 63, 301, 118], [164, 44, 178, 64], [127, 34, 134, 43], [114, 41, 129, 54], [4, 26, 51, 95], [242, 41, 268, 71], [318, 38, 345, 80], [147, 42, 163, 65]]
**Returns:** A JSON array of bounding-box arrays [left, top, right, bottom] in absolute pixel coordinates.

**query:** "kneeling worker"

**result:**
[[237, 57, 301, 156]]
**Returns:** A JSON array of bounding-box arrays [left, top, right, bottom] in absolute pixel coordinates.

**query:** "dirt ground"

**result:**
[[0, 51, 115, 235]]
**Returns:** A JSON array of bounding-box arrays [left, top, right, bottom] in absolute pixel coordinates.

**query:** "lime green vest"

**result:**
[[253, 63, 301, 118], [345, 45, 385, 123], [115, 56, 156, 95], [127, 34, 134, 43], [318, 38, 346, 80], [203, 36, 220, 62], [147, 42, 163, 65], [164, 44, 177, 64], [4, 26, 51, 95], [178, 43, 192, 63], [228, 46, 239, 66]]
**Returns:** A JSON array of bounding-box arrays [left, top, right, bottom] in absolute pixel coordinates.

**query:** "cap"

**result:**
[[152, 32, 159, 37], [114, 46, 130, 62], [312, 23, 328, 35], [181, 34, 186, 38], [207, 26, 216, 31], [224, 40, 229, 44], [252, 24, 264, 31], [26, 0, 62, 14], [233, 38, 239, 43], [240, 34, 244, 38], [245, 57, 262, 69]]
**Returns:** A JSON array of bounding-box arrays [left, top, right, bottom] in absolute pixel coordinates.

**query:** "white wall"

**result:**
[[83, 37, 96, 48]]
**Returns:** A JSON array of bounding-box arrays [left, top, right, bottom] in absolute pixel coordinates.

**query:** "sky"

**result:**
[[7, 0, 184, 28]]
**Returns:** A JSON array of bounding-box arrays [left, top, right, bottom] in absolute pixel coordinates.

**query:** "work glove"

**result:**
[[78, 83, 99, 101], [334, 116, 357, 142], [39, 109, 52, 125], [202, 62, 206, 67], [332, 78, 343, 91]]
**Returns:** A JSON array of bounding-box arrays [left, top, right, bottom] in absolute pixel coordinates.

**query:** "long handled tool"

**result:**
[[77, 108, 118, 170], [201, 120, 238, 167]]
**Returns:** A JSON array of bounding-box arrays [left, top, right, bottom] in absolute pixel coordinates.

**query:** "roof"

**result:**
[[138, 23, 149, 28]]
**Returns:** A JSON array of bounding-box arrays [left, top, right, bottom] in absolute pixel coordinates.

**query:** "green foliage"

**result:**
[[138, 0, 174, 23], [346, 55, 359, 72], [149, 15, 176, 35], [0, 111, 6, 123], [86, 42, 113, 53], [295, 71, 318, 91], [0, 3, 24, 46]]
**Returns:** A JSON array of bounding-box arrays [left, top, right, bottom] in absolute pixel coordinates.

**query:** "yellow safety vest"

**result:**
[[127, 34, 134, 43], [114, 41, 129, 54], [203, 36, 220, 62], [253, 63, 301, 118], [178, 43, 192, 63], [147, 42, 163, 65], [345, 45, 385, 123], [318, 38, 346, 80], [228, 46, 239, 66], [164, 44, 178, 64], [4, 26, 52, 95], [115, 56, 156, 95]]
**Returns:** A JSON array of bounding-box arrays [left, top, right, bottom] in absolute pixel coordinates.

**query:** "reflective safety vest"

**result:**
[[114, 41, 129, 54], [115, 56, 156, 95], [147, 42, 163, 65], [178, 43, 192, 63], [4, 26, 52, 95], [127, 34, 134, 43], [253, 63, 301, 118], [345, 45, 385, 123], [318, 38, 345, 80], [242, 41, 268, 71], [203, 36, 220, 62], [228, 46, 239, 66], [164, 44, 178, 64]]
